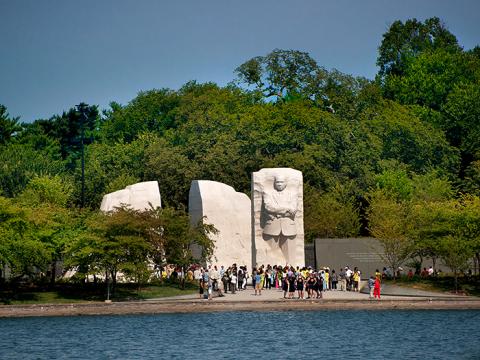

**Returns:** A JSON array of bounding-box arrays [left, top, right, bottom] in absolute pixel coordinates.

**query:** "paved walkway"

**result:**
[[150, 282, 471, 302]]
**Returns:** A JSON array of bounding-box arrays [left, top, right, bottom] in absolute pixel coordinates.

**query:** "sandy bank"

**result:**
[[1, 298, 479, 318]]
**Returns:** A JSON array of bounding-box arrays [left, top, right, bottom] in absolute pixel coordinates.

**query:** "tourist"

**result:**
[[194, 267, 202, 282], [265, 267, 272, 289], [210, 266, 219, 291], [345, 266, 353, 291], [260, 268, 266, 291], [306, 273, 316, 299], [230, 270, 237, 294], [288, 271, 296, 299], [368, 276, 375, 299], [374, 276, 381, 299], [202, 269, 212, 300], [207, 277, 213, 300], [186, 267, 194, 282], [428, 266, 434, 276], [272, 266, 278, 288], [255, 270, 262, 296], [316, 272, 323, 298], [296, 273, 305, 299], [217, 276, 225, 297], [242, 266, 248, 290], [222, 269, 230, 294], [407, 269, 414, 280], [322, 270, 329, 291], [353, 268, 360, 292], [277, 266, 284, 289], [198, 278, 205, 299], [331, 269, 338, 290], [237, 267, 245, 291], [282, 271, 289, 299], [339, 268, 346, 291]]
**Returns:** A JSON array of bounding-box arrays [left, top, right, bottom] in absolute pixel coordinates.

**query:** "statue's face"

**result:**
[[274, 177, 287, 191]]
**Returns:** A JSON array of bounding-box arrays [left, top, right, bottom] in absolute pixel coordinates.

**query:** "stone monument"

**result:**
[[189, 180, 252, 270], [100, 181, 162, 212], [252, 168, 304, 267]]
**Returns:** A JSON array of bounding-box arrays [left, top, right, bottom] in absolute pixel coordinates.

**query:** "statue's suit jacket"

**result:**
[[262, 189, 297, 237]]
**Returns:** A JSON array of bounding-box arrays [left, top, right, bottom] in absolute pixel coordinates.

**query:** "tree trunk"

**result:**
[[110, 269, 117, 297], [105, 271, 110, 301]]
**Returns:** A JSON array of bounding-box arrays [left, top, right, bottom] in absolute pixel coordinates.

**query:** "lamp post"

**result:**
[[80, 111, 86, 209]]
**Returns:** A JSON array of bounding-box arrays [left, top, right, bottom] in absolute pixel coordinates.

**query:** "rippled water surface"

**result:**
[[1, 310, 479, 359]]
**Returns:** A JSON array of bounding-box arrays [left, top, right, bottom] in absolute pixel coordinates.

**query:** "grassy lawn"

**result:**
[[385, 275, 480, 296], [0, 281, 198, 305]]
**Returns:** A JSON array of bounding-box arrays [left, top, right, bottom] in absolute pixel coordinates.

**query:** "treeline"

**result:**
[[1, 17, 479, 285]]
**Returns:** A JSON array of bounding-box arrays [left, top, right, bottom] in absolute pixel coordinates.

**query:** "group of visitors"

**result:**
[[189, 263, 379, 300], [251, 265, 362, 299]]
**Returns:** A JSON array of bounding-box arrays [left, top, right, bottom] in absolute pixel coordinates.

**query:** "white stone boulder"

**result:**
[[100, 181, 161, 212], [189, 180, 252, 270], [252, 168, 304, 267]]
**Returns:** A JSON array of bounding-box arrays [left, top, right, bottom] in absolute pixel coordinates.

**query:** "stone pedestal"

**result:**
[[100, 181, 161, 212], [189, 180, 252, 270], [252, 168, 304, 267]]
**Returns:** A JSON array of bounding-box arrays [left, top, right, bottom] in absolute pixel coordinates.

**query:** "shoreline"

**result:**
[[1, 298, 480, 318]]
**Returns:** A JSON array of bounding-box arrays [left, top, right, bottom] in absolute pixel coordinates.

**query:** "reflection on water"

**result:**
[[0, 310, 479, 359]]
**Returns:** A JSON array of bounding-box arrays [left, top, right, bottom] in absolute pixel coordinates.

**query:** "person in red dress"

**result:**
[[374, 277, 381, 299]]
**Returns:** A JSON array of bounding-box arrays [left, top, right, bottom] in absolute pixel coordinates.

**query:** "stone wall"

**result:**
[[189, 180, 252, 269]]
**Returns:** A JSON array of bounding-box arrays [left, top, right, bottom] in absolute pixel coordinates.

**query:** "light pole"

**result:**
[[80, 111, 86, 209]]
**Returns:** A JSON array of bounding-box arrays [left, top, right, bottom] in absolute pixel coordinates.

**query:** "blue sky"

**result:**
[[1, 0, 479, 122]]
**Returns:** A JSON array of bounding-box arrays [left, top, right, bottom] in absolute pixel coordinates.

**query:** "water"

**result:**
[[1, 310, 479, 359]]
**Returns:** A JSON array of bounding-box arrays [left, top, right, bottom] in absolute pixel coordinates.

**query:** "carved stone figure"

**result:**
[[252, 168, 304, 267], [100, 181, 161, 212], [189, 180, 252, 270], [262, 175, 298, 238]]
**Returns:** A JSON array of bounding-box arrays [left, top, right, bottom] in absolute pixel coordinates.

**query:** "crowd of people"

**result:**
[[180, 264, 382, 300]]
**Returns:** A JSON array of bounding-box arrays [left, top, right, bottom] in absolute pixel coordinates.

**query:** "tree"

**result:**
[[0, 196, 52, 281], [377, 17, 460, 78], [365, 100, 460, 175], [382, 50, 477, 111], [235, 49, 323, 102], [0, 105, 21, 145], [304, 184, 360, 241], [159, 207, 217, 268], [0, 143, 65, 197], [367, 189, 414, 278], [442, 81, 480, 172], [65, 205, 216, 296], [35, 103, 99, 163], [75, 135, 150, 208], [66, 207, 155, 296], [16, 175, 77, 285], [100, 89, 180, 143]]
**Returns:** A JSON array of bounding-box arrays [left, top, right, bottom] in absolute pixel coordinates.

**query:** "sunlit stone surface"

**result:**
[[100, 181, 161, 212], [189, 180, 252, 269], [252, 168, 304, 267]]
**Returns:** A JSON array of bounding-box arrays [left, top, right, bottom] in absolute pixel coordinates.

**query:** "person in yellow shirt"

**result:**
[[353, 268, 361, 292]]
